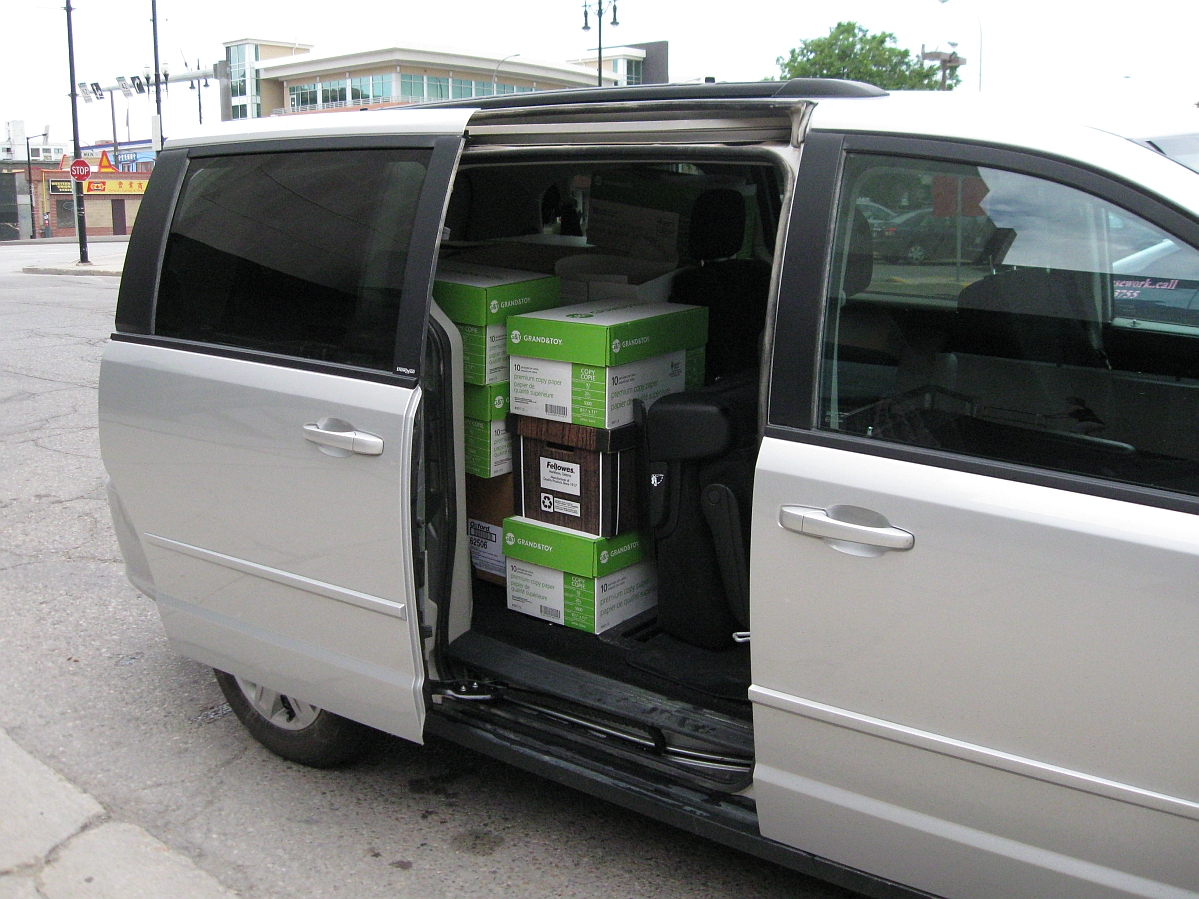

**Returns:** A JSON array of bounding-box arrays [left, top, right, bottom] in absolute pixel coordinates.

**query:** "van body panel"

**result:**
[[749, 435, 1199, 898], [100, 342, 428, 740]]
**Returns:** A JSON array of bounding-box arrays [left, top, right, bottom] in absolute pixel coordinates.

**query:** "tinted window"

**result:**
[[820, 153, 1199, 497], [156, 148, 431, 371]]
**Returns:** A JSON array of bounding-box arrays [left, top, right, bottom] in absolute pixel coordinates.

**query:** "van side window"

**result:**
[[155, 148, 431, 371], [820, 153, 1199, 497]]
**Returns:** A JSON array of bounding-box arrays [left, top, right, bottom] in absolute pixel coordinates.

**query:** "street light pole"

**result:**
[[581, 1, 619, 87], [64, 0, 89, 264], [492, 54, 520, 93], [24, 130, 48, 240]]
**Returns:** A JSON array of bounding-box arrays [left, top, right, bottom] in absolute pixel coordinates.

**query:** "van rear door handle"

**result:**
[[303, 423, 384, 456], [779, 505, 913, 551]]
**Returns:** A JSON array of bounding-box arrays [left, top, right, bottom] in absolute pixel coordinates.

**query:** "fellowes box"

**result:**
[[502, 516, 654, 633], [466, 473, 514, 585], [515, 417, 637, 538], [433, 262, 561, 385], [508, 300, 707, 429], [506, 557, 656, 634]]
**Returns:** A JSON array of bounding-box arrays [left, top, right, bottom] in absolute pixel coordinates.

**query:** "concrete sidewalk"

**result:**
[[0, 729, 237, 898], [20, 255, 125, 277]]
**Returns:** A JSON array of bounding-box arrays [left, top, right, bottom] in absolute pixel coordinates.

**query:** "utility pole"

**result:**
[[24, 129, 49, 240], [151, 0, 163, 147], [65, 0, 89, 264]]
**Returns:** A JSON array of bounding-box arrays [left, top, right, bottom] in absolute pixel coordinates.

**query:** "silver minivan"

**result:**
[[99, 82, 1199, 899]]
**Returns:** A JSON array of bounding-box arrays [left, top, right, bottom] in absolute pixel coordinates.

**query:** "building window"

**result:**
[[321, 80, 347, 106], [627, 59, 643, 85], [452, 78, 473, 99], [289, 84, 318, 110], [400, 74, 424, 101], [231, 104, 247, 119], [426, 77, 448, 100], [473, 80, 494, 96], [56, 198, 75, 227], [228, 44, 247, 99], [516, 85, 533, 92], [350, 74, 392, 103], [496, 83, 515, 95]]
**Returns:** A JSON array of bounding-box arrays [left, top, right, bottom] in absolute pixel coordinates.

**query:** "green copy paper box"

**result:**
[[456, 323, 508, 385], [464, 383, 512, 478], [506, 299, 707, 367], [507, 300, 707, 428], [433, 262, 561, 327], [502, 516, 644, 578], [506, 557, 657, 634], [463, 382, 510, 421], [434, 262, 561, 385], [465, 417, 511, 478]]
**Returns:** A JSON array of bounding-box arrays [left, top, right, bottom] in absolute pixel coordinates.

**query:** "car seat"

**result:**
[[637, 373, 759, 651], [669, 189, 772, 383]]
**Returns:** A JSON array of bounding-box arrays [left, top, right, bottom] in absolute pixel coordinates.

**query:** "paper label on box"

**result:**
[[541, 494, 581, 517], [468, 519, 506, 577], [510, 359, 572, 422], [458, 322, 510, 385], [506, 558, 565, 624], [540, 457, 581, 495], [465, 418, 511, 478], [506, 558, 657, 633]]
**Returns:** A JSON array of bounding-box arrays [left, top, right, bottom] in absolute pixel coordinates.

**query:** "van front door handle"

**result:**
[[303, 423, 384, 456], [779, 505, 913, 551]]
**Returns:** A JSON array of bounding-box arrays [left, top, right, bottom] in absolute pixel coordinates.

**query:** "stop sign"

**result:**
[[69, 159, 91, 182]]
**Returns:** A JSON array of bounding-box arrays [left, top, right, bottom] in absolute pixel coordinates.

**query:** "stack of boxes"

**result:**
[[432, 262, 561, 585], [434, 259, 710, 636], [503, 298, 709, 634]]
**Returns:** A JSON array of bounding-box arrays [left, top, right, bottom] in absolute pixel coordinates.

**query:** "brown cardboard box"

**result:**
[[515, 417, 638, 538], [466, 472, 514, 585]]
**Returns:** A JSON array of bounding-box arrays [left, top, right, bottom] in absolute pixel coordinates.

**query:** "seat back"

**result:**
[[640, 373, 759, 650], [669, 189, 771, 383]]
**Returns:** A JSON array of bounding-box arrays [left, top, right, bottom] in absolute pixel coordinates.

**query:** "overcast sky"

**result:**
[[4, 0, 1199, 151]]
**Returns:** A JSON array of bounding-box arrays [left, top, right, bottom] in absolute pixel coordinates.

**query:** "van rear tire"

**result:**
[[214, 669, 376, 768]]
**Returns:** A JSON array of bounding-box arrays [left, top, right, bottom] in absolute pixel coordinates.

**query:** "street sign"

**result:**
[[69, 159, 91, 183]]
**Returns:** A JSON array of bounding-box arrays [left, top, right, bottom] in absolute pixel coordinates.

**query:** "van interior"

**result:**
[[425, 153, 787, 793]]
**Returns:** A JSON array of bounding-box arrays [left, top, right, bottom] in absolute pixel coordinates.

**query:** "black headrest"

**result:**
[[689, 189, 747, 261], [843, 209, 874, 298]]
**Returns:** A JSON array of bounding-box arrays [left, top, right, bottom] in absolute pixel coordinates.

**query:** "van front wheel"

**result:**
[[214, 669, 375, 768]]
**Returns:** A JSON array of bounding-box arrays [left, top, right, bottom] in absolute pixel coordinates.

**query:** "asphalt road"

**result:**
[[0, 242, 857, 899]]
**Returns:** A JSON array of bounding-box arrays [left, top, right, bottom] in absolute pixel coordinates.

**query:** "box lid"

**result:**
[[507, 300, 707, 367], [433, 261, 561, 326], [502, 516, 644, 578], [516, 416, 638, 452], [463, 382, 510, 421]]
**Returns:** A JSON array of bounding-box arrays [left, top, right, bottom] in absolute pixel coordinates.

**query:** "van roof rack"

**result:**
[[426, 79, 886, 112]]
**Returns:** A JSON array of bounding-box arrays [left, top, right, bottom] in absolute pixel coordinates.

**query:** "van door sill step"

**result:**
[[446, 630, 754, 757]]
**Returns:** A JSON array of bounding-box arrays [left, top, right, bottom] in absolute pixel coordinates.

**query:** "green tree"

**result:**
[[775, 21, 956, 91]]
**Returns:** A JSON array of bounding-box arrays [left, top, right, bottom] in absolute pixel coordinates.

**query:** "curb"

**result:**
[[0, 730, 237, 898], [20, 266, 123, 277]]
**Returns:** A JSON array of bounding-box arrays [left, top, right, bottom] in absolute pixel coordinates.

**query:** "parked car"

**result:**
[[100, 82, 1199, 899], [873, 206, 997, 264], [854, 197, 896, 231]]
